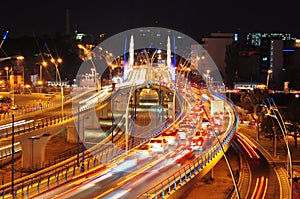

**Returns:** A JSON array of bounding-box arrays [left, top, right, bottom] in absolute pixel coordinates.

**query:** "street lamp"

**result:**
[[54, 60, 64, 116], [78, 44, 101, 92], [51, 58, 62, 86], [125, 85, 135, 153], [266, 99, 293, 197], [37, 80, 43, 98], [43, 43, 64, 116], [4, 66, 9, 90], [81, 116, 87, 172], [266, 69, 272, 90], [40, 61, 47, 81]]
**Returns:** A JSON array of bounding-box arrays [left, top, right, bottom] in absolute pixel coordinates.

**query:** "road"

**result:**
[[1, 68, 283, 199], [34, 83, 238, 198]]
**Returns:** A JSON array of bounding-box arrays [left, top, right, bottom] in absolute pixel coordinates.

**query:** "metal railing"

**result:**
[[136, 91, 239, 199]]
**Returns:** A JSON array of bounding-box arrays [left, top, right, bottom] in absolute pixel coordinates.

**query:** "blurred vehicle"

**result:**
[[148, 137, 168, 153], [191, 137, 204, 151], [176, 128, 187, 140], [160, 130, 179, 145], [21, 90, 32, 95], [11, 104, 18, 110], [194, 130, 208, 137], [174, 147, 194, 163], [135, 144, 152, 158], [202, 120, 210, 128], [191, 130, 205, 150], [9, 90, 21, 94]]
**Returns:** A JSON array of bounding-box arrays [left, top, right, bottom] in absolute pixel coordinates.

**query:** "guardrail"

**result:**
[[0, 97, 65, 122], [0, 90, 114, 186], [136, 91, 239, 199]]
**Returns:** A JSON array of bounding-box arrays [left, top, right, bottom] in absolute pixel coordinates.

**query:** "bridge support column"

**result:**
[[67, 126, 79, 144], [20, 135, 51, 171], [84, 112, 100, 129], [99, 106, 109, 119]]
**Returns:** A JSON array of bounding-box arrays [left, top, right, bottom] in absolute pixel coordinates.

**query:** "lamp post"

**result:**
[[39, 61, 47, 81], [81, 116, 87, 172], [266, 69, 272, 90], [37, 80, 43, 101], [11, 114, 15, 198], [5, 66, 9, 91], [44, 43, 64, 116], [51, 58, 62, 87], [210, 117, 241, 199], [46, 57, 63, 116], [125, 85, 135, 153], [149, 49, 160, 67], [4, 66, 9, 83], [266, 99, 293, 197], [78, 44, 101, 92], [56, 62, 64, 117]]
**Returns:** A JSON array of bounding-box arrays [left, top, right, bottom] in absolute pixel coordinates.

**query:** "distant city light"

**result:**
[[282, 49, 295, 52], [234, 33, 238, 41]]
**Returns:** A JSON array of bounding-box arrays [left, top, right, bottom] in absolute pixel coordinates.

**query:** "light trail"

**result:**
[[250, 176, 268, 199], [0, 119, 34, 130], [236, 132, 260, 158]]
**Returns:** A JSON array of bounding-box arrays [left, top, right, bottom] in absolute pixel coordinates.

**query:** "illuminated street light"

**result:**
[[40, 61, 47, 81], [52, 60, 64, 116], [78, 44, 101, 91], [266, 98, 293, 197], [44, 43, 64, 116], [4, 66, 9, 82], [50, 58, 62, 88], [266, 69, 272, 90]]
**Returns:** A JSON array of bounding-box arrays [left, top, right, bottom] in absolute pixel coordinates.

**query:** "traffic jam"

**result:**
[[134, 90, 227, 163]]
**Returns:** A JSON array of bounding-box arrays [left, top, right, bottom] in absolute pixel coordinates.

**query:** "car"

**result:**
[[176, 128, 187, 140], [11, 104, 18, 110], [148, 137, 169, 153], [191, 136, 204, 151], [160, 130, 179, 145], [191, 131, 206, 151], [21, 90, 32, 95], [135, 144, 152, 158], [194, 130, 208, 138], [202, 121, 210, 128], [174, 147, 195, 163]]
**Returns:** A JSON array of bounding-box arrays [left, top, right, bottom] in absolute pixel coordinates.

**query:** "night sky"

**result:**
[[1, 0, 299, 41]]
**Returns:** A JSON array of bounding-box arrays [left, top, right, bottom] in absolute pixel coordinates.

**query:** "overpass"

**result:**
[[0, 49, 237, 198]]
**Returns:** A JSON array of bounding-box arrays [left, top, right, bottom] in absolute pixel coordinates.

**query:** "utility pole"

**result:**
[[11, 114, 15, 198]]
